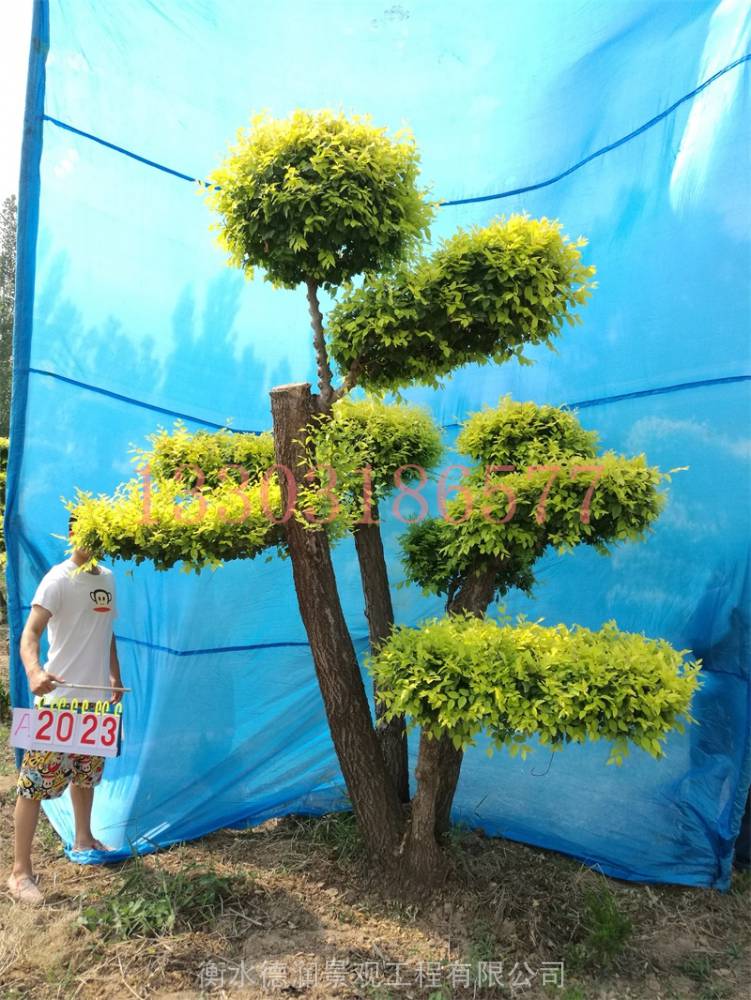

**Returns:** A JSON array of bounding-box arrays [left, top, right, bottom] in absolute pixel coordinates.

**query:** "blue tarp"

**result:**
[[7, 0, 750, 889]]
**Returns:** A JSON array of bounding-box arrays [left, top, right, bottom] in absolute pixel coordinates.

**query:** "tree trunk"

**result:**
[[353, 507, 410, 803], [433, 734, 464, 839], [270, 382, 404, 862], [434, 563, 500, 837], [449, 563, 499, 617], [403, 730, 449, 885]]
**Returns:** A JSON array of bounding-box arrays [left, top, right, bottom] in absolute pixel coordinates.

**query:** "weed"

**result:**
[[466, 917, 499, 966], [380, 893, 421, 925], [560, 988, 587, 1000], [37, 814, 63, 855], [79, 856, 244, 939], [725, 941, 742, 960], [698, 984, 733, 1000], [444, 821, 473, 847], [566, 884, 632, 970], [0, 722, 11, 776], [581, 885, 631, 962], [427, 989, 452, 1000], [729, 869, 751, 895], [44, 958, 79, 995], [367, 988, 396, 1000], [680, 954, 713, 982], [290, 811, 364, 863]]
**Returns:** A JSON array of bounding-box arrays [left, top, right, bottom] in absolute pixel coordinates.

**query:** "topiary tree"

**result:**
[[68, 110, 696, 887], [193, 110, 598, 867]]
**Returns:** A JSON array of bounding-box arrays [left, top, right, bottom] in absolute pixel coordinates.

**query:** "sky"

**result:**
[[0, 1, 33, 200]]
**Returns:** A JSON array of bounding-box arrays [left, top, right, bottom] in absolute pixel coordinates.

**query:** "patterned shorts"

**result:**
[[16, 750, 105, 800]]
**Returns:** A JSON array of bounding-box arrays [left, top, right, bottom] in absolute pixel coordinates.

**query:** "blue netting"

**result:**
[[6, 0, 750, 888]]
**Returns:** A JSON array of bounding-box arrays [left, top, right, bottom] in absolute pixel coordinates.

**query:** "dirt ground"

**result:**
[[0, 632, 748, 1000]]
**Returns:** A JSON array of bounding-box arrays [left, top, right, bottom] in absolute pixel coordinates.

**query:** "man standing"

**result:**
[[7, 517, 123, 905]]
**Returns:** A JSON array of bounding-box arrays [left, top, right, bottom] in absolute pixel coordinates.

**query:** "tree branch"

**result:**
[[331, 358, 362, 404], [306, 278, 335, 413]]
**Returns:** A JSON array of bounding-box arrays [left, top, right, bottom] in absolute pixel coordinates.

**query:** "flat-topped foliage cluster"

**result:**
[[68, 399, 445, 570], [328, 216, 596, 391], [305, 395, 443, 512], [367, 614, 700, 763], [139, 424, 276, 489], [69, 476, 286, 572], [456, 396, 599, 466]]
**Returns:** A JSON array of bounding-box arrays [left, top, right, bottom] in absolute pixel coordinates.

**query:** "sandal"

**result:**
[[7, 873, 43, 906], [71, 838, 114, 852]]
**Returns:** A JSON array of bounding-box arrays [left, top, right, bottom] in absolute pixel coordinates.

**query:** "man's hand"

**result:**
[[28, 665, 65, 697], [109, 669, 124, 704]]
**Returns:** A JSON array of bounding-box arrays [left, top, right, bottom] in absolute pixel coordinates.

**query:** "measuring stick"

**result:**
[[51, 682, 132, 692]]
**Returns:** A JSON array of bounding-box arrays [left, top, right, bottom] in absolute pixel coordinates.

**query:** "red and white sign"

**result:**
[[9, 707, 122, 758]]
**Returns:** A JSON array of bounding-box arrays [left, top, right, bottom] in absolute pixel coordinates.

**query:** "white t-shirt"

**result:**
[[31, 558, 118, 705]]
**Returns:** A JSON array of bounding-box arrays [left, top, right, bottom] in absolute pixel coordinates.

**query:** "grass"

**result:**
[[565, 882, 633, 973], [78, 855, 246, 939], [36, 813, 64, 855], [466, 916, 500, 966], [579, 883, 633, 962], [698, 986, 734, 1000], [0, 722, 11, 777], [680, 954, 714, 982], [0, 680, 9, 725], [729, 869, 751, 895], [287, 809, 364, 864]]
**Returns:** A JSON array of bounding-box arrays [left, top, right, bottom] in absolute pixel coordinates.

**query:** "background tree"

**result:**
[[0, 433, 8, 718], [0, 194, 16, 437], [0, 192, 15, 716]]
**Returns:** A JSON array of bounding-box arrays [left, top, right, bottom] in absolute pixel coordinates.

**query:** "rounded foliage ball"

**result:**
[[206, 110, 434, 290]]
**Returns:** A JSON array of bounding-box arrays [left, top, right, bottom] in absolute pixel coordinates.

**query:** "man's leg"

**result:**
[[70, 783, 96, 850], [69, 755, 107, 851], [8, 750, 65, 904], [12, 796, 41, 878]]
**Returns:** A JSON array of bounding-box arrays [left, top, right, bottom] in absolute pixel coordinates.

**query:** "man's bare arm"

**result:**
[[109, 634, 124, 703], [20, 605, 65, 696]]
